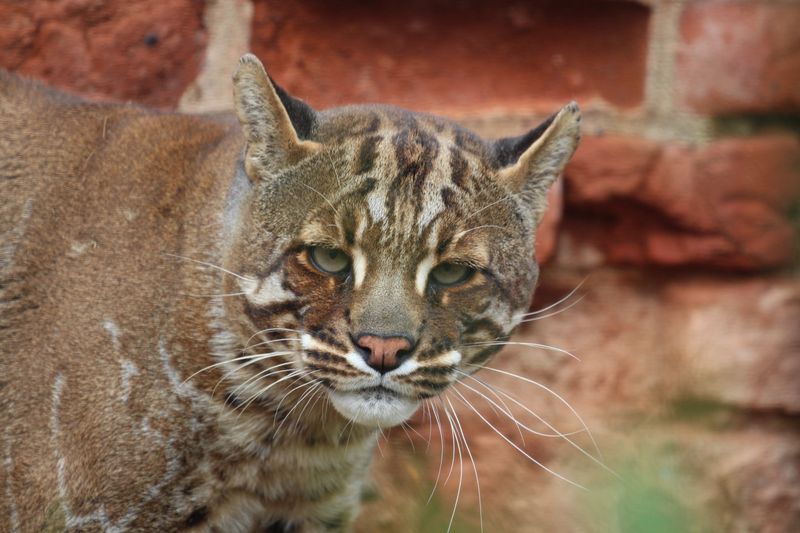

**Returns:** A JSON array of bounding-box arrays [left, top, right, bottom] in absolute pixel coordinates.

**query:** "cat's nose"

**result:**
[[354, 333, 415, 374]]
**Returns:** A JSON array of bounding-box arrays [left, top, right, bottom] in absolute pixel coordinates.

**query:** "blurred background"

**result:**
[[1, 0, 798, 531]]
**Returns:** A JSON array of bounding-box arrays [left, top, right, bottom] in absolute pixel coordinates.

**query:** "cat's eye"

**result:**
[[308, 246, 351, 275], [430, 262, 474, 287]]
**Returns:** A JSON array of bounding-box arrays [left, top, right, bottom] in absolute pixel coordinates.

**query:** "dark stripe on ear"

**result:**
[[270, 77, 317, 140], [492, 112, 557, 168]]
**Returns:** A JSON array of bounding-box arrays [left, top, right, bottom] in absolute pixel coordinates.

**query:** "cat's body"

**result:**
[[0, 55, 580, 532]]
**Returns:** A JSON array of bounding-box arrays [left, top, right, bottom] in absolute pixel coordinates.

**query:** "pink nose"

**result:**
[[355, 334, 414, 374]]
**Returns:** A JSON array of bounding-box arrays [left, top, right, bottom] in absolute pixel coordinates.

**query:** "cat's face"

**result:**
[[223, 55, 580, 428]]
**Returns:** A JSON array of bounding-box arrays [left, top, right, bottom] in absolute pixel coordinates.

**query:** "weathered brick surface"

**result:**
[[0, 0, 206, 108], [677, 0, 800, 114], [250, 0, 649, 114], [563, 134, 800, 270]]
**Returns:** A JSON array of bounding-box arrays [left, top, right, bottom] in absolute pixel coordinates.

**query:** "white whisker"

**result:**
[[440, 398, 464, 533], [164, 253, 254, 282], [298, 182, 340, 218], [452, 224, 509, 241], [399, 423, 417, 454], [427, 401, 447, 505], [182, 350, 295, 386], [451, 387, 585, 490], [472, 379, 616, 477], [237, 368, 308, 417], [463, 193, 519, 222], [246, 337, 301, 351], [213, 352, 299, 397], [516, 276, 589, 319], [242, 327, 304, 352], [462, 341, 580, 361], [182, 291, 247, 298], [326, 149, 342, 187], [274, 377, 322, 437], [519, 294, 586, 323], [446, 396, 482, 533], [455, 372, 582, 438], [229, 361, 297, 405], [466, 364, 602, 462]]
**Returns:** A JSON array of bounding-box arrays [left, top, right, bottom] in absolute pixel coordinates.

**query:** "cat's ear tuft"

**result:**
[[233, 53, 321, 180], [492, 102, 581, 220]]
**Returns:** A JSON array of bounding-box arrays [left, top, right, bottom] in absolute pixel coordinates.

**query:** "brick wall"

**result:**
[[2, 0, 798, 531]]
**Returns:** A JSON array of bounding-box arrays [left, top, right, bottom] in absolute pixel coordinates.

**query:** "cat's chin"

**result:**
[[329, 387, 420, 429]]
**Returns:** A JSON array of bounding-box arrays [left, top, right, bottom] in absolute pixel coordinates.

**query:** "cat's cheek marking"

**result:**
[[437, 350, 462, 367], [415, 254, 435, 296], [300, 333, 316, 351], [237, 273, 294, 305]]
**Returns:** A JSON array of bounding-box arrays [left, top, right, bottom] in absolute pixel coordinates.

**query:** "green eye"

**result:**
[[309, 246, 351, 275], [430, 262, 474, 287]]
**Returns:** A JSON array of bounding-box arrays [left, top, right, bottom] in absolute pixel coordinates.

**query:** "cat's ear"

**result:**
[[492, 102, 581, 220], [233, 53, 321, 180]]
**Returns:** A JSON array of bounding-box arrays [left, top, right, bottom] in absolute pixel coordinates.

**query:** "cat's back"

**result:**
[[0, 72, 242, 531], [0, 70, 239, 357]]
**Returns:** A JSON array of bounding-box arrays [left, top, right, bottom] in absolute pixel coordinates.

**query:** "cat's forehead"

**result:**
[[289, 107, 514, 271], [316, 105, 492, 169]]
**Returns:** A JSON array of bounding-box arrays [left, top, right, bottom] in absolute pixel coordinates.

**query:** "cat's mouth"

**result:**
[[328, 385, 420, 429]]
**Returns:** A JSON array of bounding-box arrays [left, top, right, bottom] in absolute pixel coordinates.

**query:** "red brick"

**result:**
[[0, 3, 36, 69], [0, 0, 207, 108], [250, 0, 650, 114], [563, 134, 800, 270], [677, 1, 800, 114], [535, 182, 562, 264]]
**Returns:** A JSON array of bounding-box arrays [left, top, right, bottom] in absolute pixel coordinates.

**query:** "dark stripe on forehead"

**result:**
[[449, 146, 469, 190], [357, 177, 377, 196], [453, 128, 486, 157], [354, 135, 381, 175], [441, 187, 456, 209], [319, 111, 382, 139], [388, 112, 419, 131], [392, 128, 440, 193]]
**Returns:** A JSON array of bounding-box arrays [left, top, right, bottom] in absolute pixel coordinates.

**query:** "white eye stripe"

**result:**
[[352, 248, 367, 289], [415, 253, 436, 295], [238, 273, 295, 305]]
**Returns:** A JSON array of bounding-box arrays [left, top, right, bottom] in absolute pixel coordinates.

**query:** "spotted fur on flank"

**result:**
[[0, 54, 580, 532]]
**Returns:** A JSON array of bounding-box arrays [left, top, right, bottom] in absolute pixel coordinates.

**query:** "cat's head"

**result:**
[[221, 54, 580, 428]]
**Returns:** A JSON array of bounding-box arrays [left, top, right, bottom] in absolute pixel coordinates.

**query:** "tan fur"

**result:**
[[0, 55, 579, 532]]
